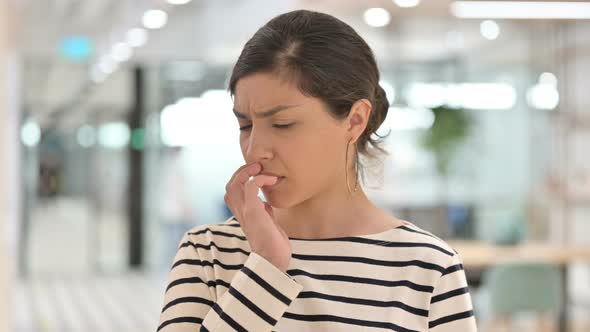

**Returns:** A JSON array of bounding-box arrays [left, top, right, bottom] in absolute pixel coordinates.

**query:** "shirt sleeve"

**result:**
[[428, 252, 478, 331], [157, 231, 304, 331]]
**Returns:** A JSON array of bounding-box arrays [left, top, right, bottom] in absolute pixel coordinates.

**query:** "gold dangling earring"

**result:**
[[346, 139, 359, 195], [354, 150, 359, 192]]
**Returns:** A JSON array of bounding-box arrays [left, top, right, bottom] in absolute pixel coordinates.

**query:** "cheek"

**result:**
[[314, 141, 346, 182], [293, 140, 340, 177], [239, 136, 249, 156]]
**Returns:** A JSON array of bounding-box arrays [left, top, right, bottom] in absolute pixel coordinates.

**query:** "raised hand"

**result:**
[[224, 162, 292, 273]]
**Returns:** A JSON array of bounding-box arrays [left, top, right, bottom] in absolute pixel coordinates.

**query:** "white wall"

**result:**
[[0, 1, 21, 331]]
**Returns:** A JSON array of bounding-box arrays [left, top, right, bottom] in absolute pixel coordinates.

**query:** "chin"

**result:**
[[261, 195, 288, 209], [261, 189, 297, 209]]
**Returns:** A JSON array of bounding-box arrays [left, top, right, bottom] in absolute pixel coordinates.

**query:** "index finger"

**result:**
[[228, 162, 259, 186], [236, 163, 263, 185]]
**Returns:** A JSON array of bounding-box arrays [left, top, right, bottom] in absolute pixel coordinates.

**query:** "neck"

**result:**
[[273, 183, 385, 239]]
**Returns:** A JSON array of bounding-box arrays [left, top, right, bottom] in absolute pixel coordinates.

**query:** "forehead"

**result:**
[[233, 72, 310, 112]]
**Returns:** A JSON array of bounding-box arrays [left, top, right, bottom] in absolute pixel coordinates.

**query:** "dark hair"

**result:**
[[228, 9, 391, 182]]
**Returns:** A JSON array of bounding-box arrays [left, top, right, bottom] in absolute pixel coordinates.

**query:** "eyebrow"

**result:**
[[233, 104, 301, 120]]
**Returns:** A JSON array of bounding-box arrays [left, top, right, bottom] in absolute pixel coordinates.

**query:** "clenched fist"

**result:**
[[224, 162, 292, 273]]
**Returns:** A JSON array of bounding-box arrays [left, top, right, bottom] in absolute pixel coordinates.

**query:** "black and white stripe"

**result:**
[[158, 218, 477, 331]]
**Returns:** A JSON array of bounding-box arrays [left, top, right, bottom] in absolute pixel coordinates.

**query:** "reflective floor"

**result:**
[[15, 273, 167, 332]]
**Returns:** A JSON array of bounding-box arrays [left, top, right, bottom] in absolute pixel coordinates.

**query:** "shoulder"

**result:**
[[175, 216, 249, 262], [183, 216, 246, 244], [394, 220, 461, 268], [396, 220, 457, 252]]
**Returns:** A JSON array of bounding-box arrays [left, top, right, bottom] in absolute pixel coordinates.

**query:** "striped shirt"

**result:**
[[157, 216, 477, 331]]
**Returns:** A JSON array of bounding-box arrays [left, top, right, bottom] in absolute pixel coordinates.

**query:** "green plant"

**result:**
[[419, 105, 472, 175]]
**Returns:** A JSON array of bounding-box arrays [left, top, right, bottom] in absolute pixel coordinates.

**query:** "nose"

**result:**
[[244, 125, 273, 163]]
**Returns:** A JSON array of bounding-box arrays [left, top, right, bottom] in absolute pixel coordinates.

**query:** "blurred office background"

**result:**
[[1, 0, 590, 331]]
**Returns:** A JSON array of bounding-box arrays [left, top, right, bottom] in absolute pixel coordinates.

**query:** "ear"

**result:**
[[346, 99, 372, 144]]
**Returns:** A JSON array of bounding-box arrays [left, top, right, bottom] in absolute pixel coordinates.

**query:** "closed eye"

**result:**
[[239, 123, 294, 131], [273, 123, 294, 129]]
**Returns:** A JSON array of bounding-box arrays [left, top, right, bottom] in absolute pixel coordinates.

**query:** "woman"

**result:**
[[157, 9, 477, 332]]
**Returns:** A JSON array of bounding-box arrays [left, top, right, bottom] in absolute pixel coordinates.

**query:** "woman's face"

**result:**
[[233, 72, 350, 208]]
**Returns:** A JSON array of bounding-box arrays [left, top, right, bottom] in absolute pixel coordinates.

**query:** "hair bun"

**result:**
[[373, 84, 390, 128]]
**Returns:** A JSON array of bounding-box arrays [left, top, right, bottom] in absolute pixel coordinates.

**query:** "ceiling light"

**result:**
[[451, 1, 590, 19], [142, 9, 168, 29], [459, 83, 516, 110], [98, 56, 117, 74], [527, 72, 559, 110], [527, 84, 559, 110], [364, 8, 391, 27], [539, 72, 557, 86], [394, 0, 421, 8], [98, 122, 130, 149], [383, 107, 434, 131], [167, 0, 192, 4], [480, 20, 500, 40], [21, 120, 41, 147], [111, 42, 132, 62]]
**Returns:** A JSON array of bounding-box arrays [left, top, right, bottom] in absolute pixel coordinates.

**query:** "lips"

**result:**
[[260, 172, 284, 178]]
